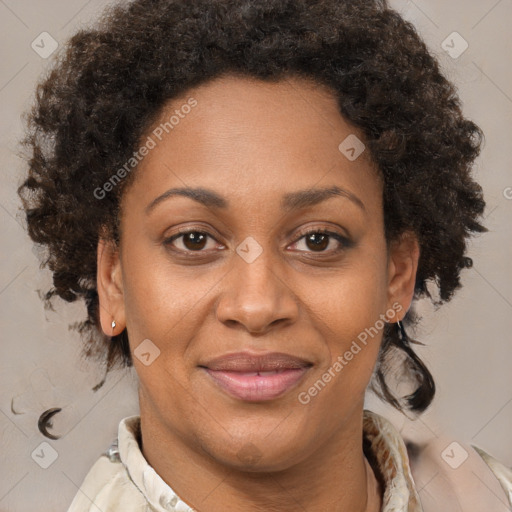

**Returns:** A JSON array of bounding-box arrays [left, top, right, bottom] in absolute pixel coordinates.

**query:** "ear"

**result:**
[[386, 231, 420, 320], [97, 236, 125, 336]]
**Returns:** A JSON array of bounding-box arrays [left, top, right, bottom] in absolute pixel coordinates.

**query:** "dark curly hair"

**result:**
[[18, 0, 486, 413]]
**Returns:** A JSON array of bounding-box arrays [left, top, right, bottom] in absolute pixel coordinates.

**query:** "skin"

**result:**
[[97, 74, 419, 511]]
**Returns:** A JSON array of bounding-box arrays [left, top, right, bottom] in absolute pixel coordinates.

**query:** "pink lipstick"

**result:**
[[201, 352, 312, 402]]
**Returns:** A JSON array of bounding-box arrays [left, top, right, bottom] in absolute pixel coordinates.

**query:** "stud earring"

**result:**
[[111, 320, 116, 334]]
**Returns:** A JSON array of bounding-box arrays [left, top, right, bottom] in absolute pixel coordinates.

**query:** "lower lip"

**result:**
[[203, 367, 310, 402]]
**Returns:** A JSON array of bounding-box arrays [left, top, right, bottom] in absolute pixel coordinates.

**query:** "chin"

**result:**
[[202, 433, 308, 473]]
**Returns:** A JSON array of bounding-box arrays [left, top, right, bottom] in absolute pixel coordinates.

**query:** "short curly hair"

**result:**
[[18, 0, 486, 413]]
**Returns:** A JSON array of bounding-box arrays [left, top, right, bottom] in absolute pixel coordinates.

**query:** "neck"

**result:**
[[139, 402, 383, 512]]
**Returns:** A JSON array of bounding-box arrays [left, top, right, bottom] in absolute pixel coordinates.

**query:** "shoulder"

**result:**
[[471, 445, 512, 508], [405, 435, 512, 512], [66, 453, 148, 512]]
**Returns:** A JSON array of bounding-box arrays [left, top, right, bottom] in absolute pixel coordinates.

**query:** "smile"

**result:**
[[200, 351, 312, 402]]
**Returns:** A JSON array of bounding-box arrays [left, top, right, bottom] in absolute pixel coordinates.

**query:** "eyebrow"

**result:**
[[145, 185, 365, 214], [282, 185, 365, 213]]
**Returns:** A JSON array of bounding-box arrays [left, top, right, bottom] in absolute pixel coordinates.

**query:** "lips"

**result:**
[[203, 352, 311, 372], [200, 352, 312, 402]]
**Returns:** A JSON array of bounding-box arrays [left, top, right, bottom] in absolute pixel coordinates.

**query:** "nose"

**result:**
[[215, 246, 299, 335]]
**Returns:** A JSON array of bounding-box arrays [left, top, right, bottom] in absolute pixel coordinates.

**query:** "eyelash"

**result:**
[[164, 227, 351, 256]]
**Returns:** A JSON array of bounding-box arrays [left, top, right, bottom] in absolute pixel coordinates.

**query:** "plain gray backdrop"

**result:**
[[1, 0, 511, 510]]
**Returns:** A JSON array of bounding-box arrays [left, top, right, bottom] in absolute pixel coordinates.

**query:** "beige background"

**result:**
[[0, 0, 511, 510]]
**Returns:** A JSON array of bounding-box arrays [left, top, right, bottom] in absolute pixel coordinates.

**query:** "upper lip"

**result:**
[[201, 352, 312, 372]]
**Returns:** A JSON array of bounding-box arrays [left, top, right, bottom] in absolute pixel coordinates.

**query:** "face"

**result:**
[[97, 74, 418, 472]]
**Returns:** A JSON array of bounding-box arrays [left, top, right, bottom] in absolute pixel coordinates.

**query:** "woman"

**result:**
[[18, 0, 512, 510]]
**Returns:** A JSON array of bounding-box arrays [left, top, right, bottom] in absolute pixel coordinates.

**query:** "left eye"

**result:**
[[291, 229, 348, 253]]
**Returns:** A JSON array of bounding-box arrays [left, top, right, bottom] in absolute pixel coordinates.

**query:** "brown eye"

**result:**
[[304, 232, 329, 252], [182, 232, 207, 250], [165, 230, 218, 252], [291, 228, 351, 254]]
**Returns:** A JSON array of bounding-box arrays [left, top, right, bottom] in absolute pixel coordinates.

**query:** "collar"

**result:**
[[363, 410, 423, 511], [109, 410, 423, 511]]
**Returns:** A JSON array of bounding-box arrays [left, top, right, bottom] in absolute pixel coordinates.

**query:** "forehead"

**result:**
[[124, 73, 381, 213]]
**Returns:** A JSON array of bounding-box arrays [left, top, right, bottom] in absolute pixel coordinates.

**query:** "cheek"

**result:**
[[119, 241, 223, 359], [307, 253, 389, 388], [119, 249, 205, 410], [292, 264, 389, 433], [310, 251, 389, 338], [119, 241, 184, 350]]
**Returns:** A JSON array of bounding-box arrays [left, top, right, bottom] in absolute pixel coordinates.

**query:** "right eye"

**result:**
[[164, 229, 224, 253]]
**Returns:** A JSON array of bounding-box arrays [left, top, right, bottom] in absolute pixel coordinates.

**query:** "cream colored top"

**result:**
[[67, 410, 512, 511]]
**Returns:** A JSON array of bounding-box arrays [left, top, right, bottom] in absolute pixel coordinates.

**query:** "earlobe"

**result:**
[[97, 237, 126, 336], [387, 231, 420, 318]]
